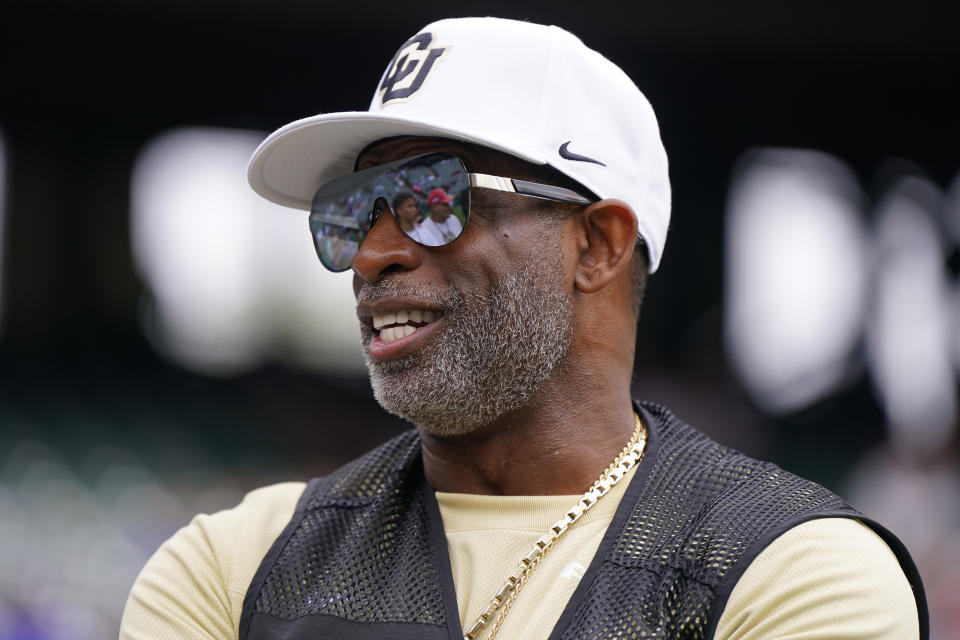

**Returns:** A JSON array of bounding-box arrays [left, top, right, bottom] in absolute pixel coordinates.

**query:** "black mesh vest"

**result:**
[[239, 403, 929, 639]]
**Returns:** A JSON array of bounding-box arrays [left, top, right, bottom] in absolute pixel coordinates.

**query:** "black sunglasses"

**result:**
[[308, 152, 594, 272]]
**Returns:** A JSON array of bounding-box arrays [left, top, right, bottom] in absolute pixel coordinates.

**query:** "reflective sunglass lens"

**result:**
[[309, 153, 472, 271], [313, 223, 360, 272], [310, 186, 370, 272], [389, 154, 469, 248]]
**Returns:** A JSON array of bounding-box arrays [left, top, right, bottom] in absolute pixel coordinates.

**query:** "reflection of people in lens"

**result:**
[[319, 227, 359, 270], [391, 192, 427, 243], [419, 187, 464, 246]]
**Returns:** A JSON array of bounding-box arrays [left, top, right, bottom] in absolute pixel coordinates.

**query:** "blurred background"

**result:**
[[1, 1, 958, 638]]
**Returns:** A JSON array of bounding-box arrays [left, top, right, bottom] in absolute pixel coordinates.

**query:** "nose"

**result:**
[[352, 203, 422, 284]]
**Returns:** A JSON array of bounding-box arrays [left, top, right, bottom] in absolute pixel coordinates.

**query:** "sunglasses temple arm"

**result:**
[[469, 173, 592, 205], [469, 173, 515, 192]]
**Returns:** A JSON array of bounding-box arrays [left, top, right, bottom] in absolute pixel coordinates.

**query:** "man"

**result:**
[[121, 17, 928, 640], [418, 187, 464, 245], [391, 191, 426, 243]]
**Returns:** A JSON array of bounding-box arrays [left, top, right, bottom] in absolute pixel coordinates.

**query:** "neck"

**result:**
[[419, 374, 636, 495]]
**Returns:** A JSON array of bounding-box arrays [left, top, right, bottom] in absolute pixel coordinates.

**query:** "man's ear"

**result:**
[[573, 199, 638, 293]]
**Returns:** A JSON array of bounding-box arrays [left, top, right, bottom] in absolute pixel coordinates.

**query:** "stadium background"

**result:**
[[0, 2, 958, 638]]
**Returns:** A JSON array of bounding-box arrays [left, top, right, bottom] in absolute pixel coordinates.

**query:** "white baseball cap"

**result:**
[[248, 17, 671, 272]]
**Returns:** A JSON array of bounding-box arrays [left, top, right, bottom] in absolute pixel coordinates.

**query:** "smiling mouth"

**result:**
[[373, 309, 443, 343]]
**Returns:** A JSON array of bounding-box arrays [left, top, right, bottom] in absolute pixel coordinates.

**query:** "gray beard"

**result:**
[[358, 262, 573, 436]]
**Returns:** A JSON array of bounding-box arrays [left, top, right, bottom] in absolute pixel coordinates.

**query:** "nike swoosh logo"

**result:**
[[559, 141, 606, 167]]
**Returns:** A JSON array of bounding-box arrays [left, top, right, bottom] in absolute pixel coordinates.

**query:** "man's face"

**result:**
[[352, 137, 574, 436], [428, 201, 452, 222], [396, 198, 420, 229]]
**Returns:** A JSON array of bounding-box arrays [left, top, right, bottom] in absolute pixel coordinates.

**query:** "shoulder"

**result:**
[[214, 482, 307, 568], [635, 405, 924, 638], [415, 219, 442, 243], [120, 482, 306, 640], [714, 517, 920, 639], [154, 480, 307, 585], [188, 481, 307, 575], [230, 482, 306, 525], [639, 403, 853, 528]]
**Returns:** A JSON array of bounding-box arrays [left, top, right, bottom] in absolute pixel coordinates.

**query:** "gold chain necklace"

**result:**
[[462, 414, 648, 640]]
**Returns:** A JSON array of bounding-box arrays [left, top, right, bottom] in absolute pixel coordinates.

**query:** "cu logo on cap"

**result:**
[[378, 33, 448, 105]]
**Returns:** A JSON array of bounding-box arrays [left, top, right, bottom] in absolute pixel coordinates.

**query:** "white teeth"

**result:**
[[378, 324, 418, 344], [373, 309, 442, 342]]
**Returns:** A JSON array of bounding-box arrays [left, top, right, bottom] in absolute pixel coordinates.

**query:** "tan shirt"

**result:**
[[120, 476, 919, 639]]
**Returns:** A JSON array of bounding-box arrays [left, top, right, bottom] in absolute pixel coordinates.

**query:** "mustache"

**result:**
[[356, 279, 461, 308]]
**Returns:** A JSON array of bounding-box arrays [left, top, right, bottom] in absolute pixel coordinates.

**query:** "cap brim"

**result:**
[[247, 111, 549, 211]]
